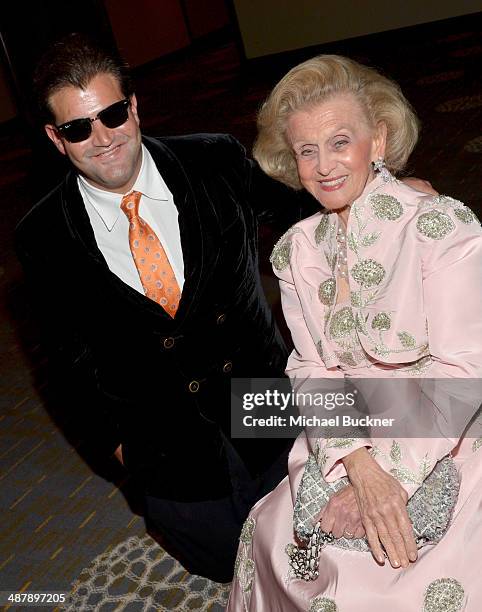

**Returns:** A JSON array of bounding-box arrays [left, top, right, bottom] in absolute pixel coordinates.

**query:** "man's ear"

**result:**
[[129, 93, 140, 127], [45, 124, 67, 155]]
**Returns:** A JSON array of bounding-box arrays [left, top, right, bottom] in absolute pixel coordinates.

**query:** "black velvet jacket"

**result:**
[[16, 134, 316, 501]]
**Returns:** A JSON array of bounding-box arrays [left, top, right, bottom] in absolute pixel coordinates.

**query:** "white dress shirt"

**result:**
[[78, 145, 185, 294]]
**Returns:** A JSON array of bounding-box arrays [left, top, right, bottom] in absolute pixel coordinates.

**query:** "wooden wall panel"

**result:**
[[233, 0, 482, 58], [183, 0, 230, 39], [104, 0, 190, 67]]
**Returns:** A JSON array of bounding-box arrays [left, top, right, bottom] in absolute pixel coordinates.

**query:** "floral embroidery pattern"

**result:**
[[237, 557, 255, 593], [350, 258, 386, 288], [454, 206, 477, 224], [432, 195, 462, 208], [371, 312, 391, 331], [270, 242, 291, 271], [329, 307, 356, 338], [370, 193, 404, 220], [398, 331, 417, 349], [316, 181, 436, 366], [416, 210, 455, 240], [390, 439, 402, 463], [350, 291, 363, 307], [337, 351, 358, 367], [423, 578, 465, 612], [315, 214, 330, 244], [327, 305, 368, 367], [234, 516, 257, 608], [318, 278, 336, 305], [472, 438, 482, 452], [399, 355, 433, 375], [313, 438, 357, 472], [239, 517, 256, 544], [425, 195, 480, 225], [375, 440, 434, 485], [309, 596, 338, 612], [270, 227, 301, 271]]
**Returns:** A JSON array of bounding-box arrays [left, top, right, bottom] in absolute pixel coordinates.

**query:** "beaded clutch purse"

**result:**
[[288, 453, 460, 581]]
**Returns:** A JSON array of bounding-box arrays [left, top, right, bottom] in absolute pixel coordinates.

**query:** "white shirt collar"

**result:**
[[78, 144, 169, 231]]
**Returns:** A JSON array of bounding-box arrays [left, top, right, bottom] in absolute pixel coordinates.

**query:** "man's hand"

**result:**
[[114, 444, 124, 465], [401, 177, 438, 195], [319, 484, 365, 539], [342, 447, 418, 569]]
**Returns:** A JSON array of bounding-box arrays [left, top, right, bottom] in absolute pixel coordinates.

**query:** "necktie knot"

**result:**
[[121, 190, 142, 220]]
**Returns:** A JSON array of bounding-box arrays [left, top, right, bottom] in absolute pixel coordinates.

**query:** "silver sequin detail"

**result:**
[[400, 355, 433, 375], [371, 312, 391, 331], [374, 343, 390, 357], [270, 241, 291, 271], [409, 457, 460, 545], [318, 278, 336, 305], [270, 227, 301, 271], [293, 454, 347, 541], [309, 596, 338, 612], [390, 440, 402, 463], [350, 291, 363, 307], [350, 259, 386, 288], [472, 438, 482, 452], [370, 194, 404, 220], [237, 557, 255, 593], [423, 578, 465, 612], [291, 453, 459, 584], [336, 351, 359, 367], [239, 517, 256, 544], [354, 312, 369, 335], [315, 215, 330, 244], [433, 195, 461, 208], [316, 340, 324, 359], [329, 306, 356, 339], [454, 206, 477, 225], [417, 210, 455, 240], [398, 331, 417, 349]]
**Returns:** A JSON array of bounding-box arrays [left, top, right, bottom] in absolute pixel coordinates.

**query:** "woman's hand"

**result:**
[[342, 447, 418, 569], [319, 484, 365, 539]]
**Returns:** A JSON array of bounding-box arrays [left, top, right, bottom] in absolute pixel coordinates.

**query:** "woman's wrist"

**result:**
[[342, 446, 371, 473]]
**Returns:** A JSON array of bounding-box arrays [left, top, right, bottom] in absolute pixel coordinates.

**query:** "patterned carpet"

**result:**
[[0, 11, 481, 612], [61, 535, 229, 611]]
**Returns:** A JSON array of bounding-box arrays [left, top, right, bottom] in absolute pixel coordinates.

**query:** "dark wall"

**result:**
[[0, 0, 232, 122]]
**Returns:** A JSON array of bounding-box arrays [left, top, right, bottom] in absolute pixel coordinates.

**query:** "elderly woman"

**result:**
[[227, 56, 482, 611]]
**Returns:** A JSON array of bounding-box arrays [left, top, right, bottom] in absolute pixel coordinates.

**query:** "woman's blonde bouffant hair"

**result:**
[[254, 55, 420, 189]]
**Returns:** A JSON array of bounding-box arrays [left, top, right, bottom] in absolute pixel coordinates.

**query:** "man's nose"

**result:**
[[90, 118, 114, 146]]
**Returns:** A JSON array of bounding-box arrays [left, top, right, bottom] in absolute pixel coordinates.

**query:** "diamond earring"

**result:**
[[372, 157, 392, 183]]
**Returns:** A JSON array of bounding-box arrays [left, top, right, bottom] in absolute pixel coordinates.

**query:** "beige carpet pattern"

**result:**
[[61, 535, 230, 611]]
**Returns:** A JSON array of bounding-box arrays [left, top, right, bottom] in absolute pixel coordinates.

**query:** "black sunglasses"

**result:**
[[55, 98, 131, 143]]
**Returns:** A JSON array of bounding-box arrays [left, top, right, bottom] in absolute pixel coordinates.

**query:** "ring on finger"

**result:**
[[343, 529, 355, 539]]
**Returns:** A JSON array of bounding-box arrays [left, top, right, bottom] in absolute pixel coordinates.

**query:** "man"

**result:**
[[15, 33, 314, 582], [17, 34, 435, 582]]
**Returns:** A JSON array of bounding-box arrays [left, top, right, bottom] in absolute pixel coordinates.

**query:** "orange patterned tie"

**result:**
[[121, 191, 181, 317]]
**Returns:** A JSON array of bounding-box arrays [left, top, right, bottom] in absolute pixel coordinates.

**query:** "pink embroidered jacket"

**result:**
[[271, 174, 482, 497]]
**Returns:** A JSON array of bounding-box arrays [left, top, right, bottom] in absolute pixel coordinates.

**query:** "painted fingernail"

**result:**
[[377, 555, 385, 564], [409, 552, 417, 561], [393, 559, 400, 567]]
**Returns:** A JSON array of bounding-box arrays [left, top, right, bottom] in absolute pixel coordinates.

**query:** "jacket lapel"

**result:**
[[59, 136, 221, 325]]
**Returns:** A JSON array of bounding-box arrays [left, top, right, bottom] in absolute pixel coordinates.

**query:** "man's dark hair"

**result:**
[[33, 32, 133, 124]]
